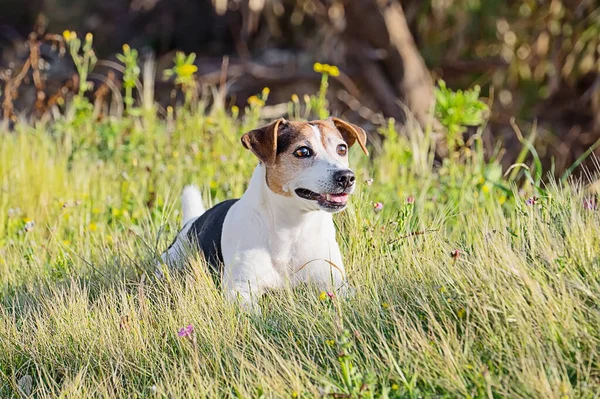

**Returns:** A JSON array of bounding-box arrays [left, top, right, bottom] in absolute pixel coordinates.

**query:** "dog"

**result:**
[[156, 117, 368, 312]]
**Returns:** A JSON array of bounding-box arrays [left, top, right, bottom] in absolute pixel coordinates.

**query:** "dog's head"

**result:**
[[241, 117, 368, 213]]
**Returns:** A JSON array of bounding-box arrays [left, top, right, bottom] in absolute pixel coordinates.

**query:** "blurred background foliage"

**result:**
[[0, 0, 599, 175]]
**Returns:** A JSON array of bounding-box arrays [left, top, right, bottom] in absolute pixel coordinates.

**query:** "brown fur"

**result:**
[[331, 117, 369, 156], [266, 121, 319, 196]]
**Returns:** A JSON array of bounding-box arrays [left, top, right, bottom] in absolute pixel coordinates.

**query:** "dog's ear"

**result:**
[[331, 117, 369, 156], [241, 118, 286, 165]]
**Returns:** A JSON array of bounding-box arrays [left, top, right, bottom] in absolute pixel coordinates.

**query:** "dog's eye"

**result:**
[[337, 144, 348, 156], [293, 146, 313, 158]]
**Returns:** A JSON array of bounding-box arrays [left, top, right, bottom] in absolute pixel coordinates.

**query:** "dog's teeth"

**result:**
[[326, 194, 331, 201]]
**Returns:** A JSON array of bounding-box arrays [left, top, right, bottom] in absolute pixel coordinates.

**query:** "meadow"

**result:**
[[1, 40, 600, 398]]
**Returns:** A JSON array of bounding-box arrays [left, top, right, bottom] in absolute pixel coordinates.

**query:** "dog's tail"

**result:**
[[181, 185, 205, 227]]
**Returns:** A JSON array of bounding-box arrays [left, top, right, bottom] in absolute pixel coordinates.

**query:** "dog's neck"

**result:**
[[243, 164, 330, 226]]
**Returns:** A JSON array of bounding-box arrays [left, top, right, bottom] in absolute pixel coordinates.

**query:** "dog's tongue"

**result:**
[[325, 193, 349, 203]]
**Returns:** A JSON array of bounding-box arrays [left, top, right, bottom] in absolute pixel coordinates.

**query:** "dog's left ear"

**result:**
[[331, 117, 369, 156], [241, 118, 286, 165]]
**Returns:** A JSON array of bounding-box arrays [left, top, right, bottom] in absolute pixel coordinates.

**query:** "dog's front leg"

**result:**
[[299, 244, 353, 298], [224, 277, 263, 314], [299, 260, 347, 295], [222, 251, 280, 315]]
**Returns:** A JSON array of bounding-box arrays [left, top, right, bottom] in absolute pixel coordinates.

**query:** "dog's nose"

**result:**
[[334, 169, 356, 189]]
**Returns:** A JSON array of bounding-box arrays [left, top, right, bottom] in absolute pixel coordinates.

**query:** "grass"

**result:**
[[1, 50, 600, 398]]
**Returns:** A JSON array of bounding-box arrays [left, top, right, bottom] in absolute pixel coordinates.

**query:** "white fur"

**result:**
[[181, 185, 205, 227]]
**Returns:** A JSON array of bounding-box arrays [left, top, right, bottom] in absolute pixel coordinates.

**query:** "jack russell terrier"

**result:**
[[156, 117, 368, 311]]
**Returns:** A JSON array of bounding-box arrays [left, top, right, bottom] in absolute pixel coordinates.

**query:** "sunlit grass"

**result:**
[[1, 93, 599, 398]]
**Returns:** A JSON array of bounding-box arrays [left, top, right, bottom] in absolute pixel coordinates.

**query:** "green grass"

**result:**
[[1, 87, 600, 397]]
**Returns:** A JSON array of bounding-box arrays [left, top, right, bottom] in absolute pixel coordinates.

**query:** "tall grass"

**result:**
[[1, 48, 599, 398]]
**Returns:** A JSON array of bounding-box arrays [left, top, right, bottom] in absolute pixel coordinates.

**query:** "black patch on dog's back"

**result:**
[[186, 199, 238, 274]]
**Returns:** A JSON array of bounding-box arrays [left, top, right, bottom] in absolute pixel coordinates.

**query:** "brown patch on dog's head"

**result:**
[[265, 121, 318, 196]]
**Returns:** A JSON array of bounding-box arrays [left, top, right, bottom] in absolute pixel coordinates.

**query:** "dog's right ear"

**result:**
[[241, 118, 285, 165]]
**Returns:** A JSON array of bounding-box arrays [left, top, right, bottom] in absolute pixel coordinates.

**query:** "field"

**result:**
[[1, 68, 600, 398]]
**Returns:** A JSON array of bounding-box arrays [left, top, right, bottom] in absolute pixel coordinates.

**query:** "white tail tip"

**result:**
[[181, 185, 205, 227]]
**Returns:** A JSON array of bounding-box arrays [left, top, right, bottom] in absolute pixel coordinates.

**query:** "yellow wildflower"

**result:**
[[291, 94, 299, 103], [382, 302, 390, 310], [88, 223, 98, 232], [122, 44, 130, 53], [85, 33, 93, 43], [325, 339, 335, 347], [499, 196, 507, 205], [261, 87, 270, 97], [391, 384, 399, 391], [328, 65, 340, 77], [457, 308, 466, 319], [319, 291, 327, 301], [247, 95, 265, 107], [176, 64, 198, 77], [62, 30, 71, 41], [482, 184, 490, 194], [313, 62, 324, 73], [62, 240, 71, 246]]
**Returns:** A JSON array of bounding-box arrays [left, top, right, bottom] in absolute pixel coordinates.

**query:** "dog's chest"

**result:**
[[268, 221, 339, 275]]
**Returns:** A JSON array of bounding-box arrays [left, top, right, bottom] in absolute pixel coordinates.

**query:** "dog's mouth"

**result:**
[[295, 188, 349, 210]]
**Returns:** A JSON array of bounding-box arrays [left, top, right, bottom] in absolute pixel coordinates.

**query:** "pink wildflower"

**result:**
[[525, 196, 538, 206], [373, 202, 384, 212], [178, 324, 194, 338], [583, 197, 597, 210]]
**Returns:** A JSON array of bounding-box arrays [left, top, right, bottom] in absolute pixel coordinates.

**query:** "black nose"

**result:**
[[334, 169, 356, 189]]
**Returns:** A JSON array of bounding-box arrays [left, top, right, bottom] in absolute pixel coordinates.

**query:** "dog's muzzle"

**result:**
[[295, 169, 356, 212]]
